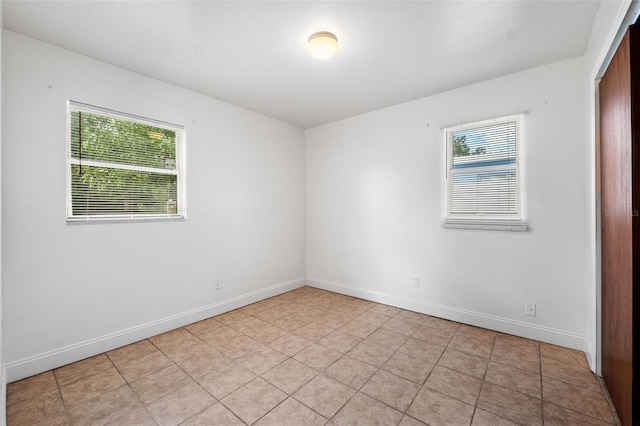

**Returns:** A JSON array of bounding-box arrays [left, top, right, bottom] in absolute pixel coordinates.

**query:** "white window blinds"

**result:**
[[444, 115, 526, 230], [66, 101, 186, 222]]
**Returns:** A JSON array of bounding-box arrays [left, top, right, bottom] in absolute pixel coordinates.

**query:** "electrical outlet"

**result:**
[[525, 302, 536, 317], [412, 274, 421, 287], [215, 277, 222, 290]]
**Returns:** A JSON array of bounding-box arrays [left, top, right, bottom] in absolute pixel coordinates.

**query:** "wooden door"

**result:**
[[600, 27, 637, 426]]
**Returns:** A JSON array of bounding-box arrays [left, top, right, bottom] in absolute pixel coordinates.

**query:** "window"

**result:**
[[444, 115, 526, 231], [66, 101, 186, 222]]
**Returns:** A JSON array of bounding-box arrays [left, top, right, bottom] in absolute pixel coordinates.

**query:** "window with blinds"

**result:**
[[66, 101, 186, 222], [444, 115, 526, 231]]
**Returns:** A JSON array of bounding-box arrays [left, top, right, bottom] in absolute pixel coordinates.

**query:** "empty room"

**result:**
[[1, 0, 637, 425]]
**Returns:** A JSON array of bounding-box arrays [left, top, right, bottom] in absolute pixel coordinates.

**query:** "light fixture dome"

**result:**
[[307, 31, 338, 60]]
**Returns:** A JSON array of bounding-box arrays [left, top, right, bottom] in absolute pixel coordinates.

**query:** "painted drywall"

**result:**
[[582, 0, 631, 373], [306, 57, 588, 350], [0, 1, 6, 419], [2, 31, 306, 381]]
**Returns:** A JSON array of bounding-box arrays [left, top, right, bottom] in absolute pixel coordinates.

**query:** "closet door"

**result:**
[[600, 27, 637, 426]]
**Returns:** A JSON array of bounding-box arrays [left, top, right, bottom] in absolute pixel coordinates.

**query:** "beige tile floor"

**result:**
[[7, 286, 620, 425]]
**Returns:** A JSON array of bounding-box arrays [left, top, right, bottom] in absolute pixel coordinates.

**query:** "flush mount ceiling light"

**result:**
[[307, 31, 338, 60]]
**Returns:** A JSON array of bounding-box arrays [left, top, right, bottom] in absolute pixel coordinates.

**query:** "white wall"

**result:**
[[2, 31, 306, 381], [0, 0, 6, 420], [306, 57, 588, 350]]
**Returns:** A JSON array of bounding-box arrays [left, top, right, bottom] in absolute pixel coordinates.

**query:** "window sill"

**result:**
[[442, 218, 529, 232], [67, 214, 186, 225]]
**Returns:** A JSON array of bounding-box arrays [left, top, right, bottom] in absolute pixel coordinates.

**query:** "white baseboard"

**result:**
[[6, 277, 306, 383], [307, 276, 586, 351]]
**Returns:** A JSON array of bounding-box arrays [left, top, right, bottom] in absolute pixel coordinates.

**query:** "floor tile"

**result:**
[[259, 297, 289, 309], [490, 344, 540, 374], [347, 340, 395, 368], [59, 367, 125, 406], [239, 301, 270, 315], [7, 389, 65, 426], [4, 287, 618, 426], [455, 325, 497, 344], [168, 343, 230, 378], [227, 315, 268, 334], [293, 342, 343, 370], [361, 369, 421, 411], [105, 407, 157, 426], [542, 401, 613, 425], [293, 374, 356, 418], [67, 385, 143, 425], [369, 304, 401, 317], [255, 397, 327, 426], [31, 413, 69, 426], [541, 376, 613, 423], [484, 360, 541, 398], [367, 328, 409, 350], [181, 402, 244, 425], [262, 358, 318, 394], [129, 364, 192, 404], [197, 324, 243, 345], [494, 333, 539, 356], [183, 317, 224, 336], [197, 363, 257, 400], [146, 381, 215, 426], [216, 309, 249, 325], [398, 338, 445, 363], [437, 348, 488, 379], [424, 316, 460, 333], [271, 316, 309, 331], [540, 343, 590, 370], [333, 392, 403, 426], [383, 351, 434, 384], [219, 335, 263, 358], [382, 317, 422, 336], [269, 333, 314, 356], [476, 382, 542, 426], [54, 354, 114, 386], [394, 310, 429, 325], [448, 334, 494, 359], [471, 409, 519, 426], [339, 320, 381, 339], [254, 308, 289, 322], [7, 371, 58, 406], [236, 345, 287, 375], [148, 328, 201, 350], [412, 324, 456, 346], [316, 312, 353, 329], [425, 365, 482, 405], [293, 322, 335, 341], [319, 330, 362, 353], [348, 299, 377, 314], [325, 355, 379, 389], [117, 350, 174, 382], [407, 387, 474, 426], [399, 415, 429, 425], [357, 312, 391, 328], [107, 340, 157, 366], [221, 377, 287, 424], [541, 357, 601, 393], [244, 323, 288, 343]]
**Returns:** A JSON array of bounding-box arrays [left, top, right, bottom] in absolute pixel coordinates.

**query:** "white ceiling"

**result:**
[[3, 1, 600, 128]]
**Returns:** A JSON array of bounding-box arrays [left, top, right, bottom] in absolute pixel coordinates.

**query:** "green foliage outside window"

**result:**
[[452, 135, 487, 157], [70, 110, 179, 216]]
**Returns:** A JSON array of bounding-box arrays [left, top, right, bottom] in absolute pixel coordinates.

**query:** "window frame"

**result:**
[[65, 101, 187, 224], [443, 114, 527, 231]]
